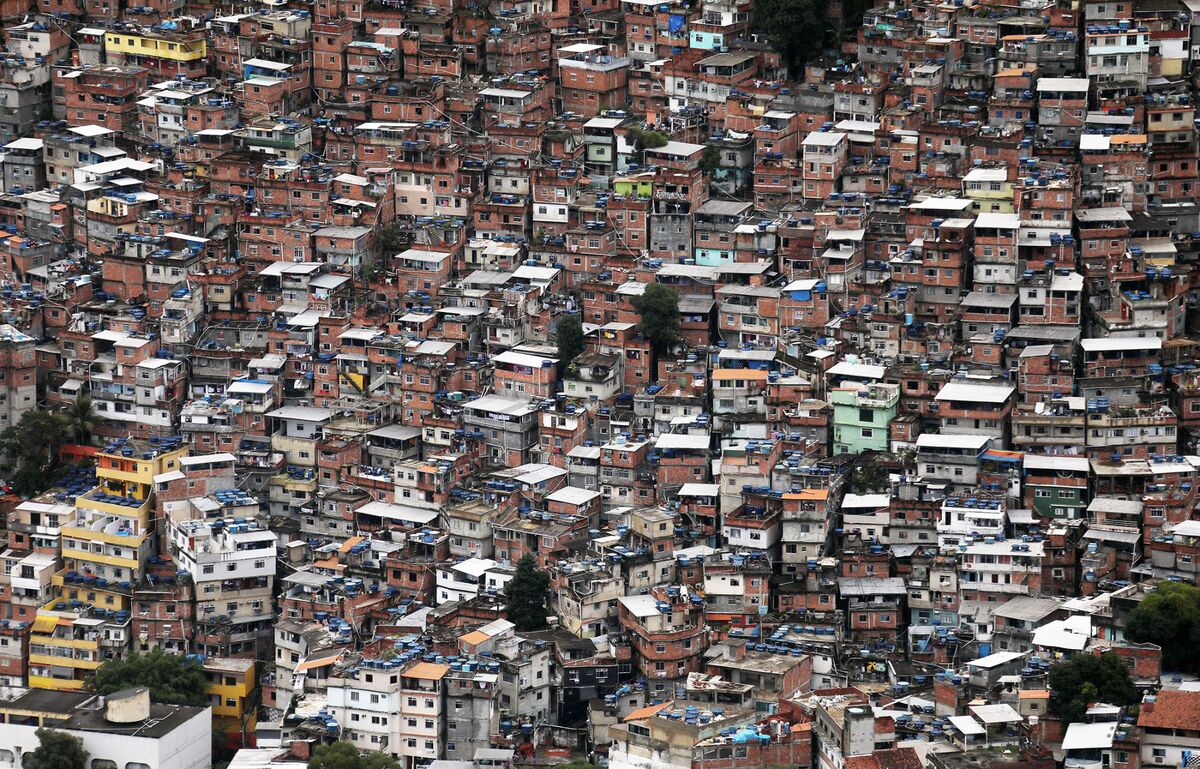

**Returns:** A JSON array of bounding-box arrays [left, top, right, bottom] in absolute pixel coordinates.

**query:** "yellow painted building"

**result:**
[[204, 658, 257, 750], [613, 176, 654, 198], [28, 609, 105, 689], [31, 439, 188, 691], [963, 167, 1015, 214], [104, 32, 205, 61]]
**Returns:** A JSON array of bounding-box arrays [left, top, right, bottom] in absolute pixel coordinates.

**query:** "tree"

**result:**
[[627, 125, 669, 163], [63, 396, 97, 445], [556, 313, 585, 368], [1048, 653, 1138, 724], [848, 462, 890, 494], [25, 729, 87, 769], [1125, 580, 1200, 671], [0, 409, 72, 497], [752, 0, 828, 72], [376, 221, 407, 256], [84, 649, 209, 706], [309, 742, 401, 769], [504, 554, 550, 631], [631, 283, 681, 355], [699, 144, 721, 176]]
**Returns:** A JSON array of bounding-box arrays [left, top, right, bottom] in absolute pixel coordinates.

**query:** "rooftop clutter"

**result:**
[[0, 0, 1198, 767]]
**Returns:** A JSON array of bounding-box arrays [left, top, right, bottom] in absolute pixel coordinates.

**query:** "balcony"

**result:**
[[559, 53, 630, 72], [62, 509, 146, 541], [53, 568, 135, 595]]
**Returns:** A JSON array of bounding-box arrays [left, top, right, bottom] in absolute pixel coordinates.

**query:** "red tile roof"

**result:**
[[845, 748, 921, 769], [1138, 690, 1200, 730], [875, 748, 925, 769]]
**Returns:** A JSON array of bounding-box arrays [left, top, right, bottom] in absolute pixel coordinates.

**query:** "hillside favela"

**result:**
[[1, 0, 1200, 768]]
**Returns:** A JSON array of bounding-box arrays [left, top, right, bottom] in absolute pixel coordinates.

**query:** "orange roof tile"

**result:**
[[784, 489, 829, 500], [1138, 690, 1200, 729], [460, 630, 490, 645], [712, 368, 769, 381], [846, 756, 880, 769], [405, 662, 450, 680], [624, 702, 671, 721], [297, 652, 343, 672], [874, 748, 924, 769], [338, 536, 366, 553]]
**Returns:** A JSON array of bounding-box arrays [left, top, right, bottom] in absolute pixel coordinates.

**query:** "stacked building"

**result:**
[[0, 0, 1200, 768]]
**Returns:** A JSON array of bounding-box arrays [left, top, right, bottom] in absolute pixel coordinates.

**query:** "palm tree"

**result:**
[[64, 396, 97, 446]]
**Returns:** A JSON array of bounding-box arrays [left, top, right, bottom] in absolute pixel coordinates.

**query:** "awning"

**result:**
[[32, 615, 58, 634], [949, 715, 986, 736], [1083, 527, 1140, 545], [296, 652, 343, 672], [624, 702, 671, 722], [405, 662, 449, 680], [982, 449, 1024, 463]]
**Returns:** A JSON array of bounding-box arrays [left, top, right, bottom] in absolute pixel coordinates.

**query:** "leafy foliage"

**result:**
[[699, 145, 721, 176], [84, 649, 209, 706], [374, 221, 407, 267], [0, 409, 72, 497], [753, 0, 870, 71], [628, 126, 669, 149], [631, 283, 682, 355], [1124, 580, 1200, 671], [63, 396, 97, 445], [504, 554, 551, 631], [848, 462, 890, 494], [309, 742, 402, 769], [1047, 653, 1138, 724], [556, 313, 585, 368], [627, 126, 670, 162], [752, 0, 829, 71], [26, 729, 87, 769]]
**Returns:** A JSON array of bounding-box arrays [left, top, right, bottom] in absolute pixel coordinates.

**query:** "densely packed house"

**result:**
[[0, 0, 1199, 767]]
